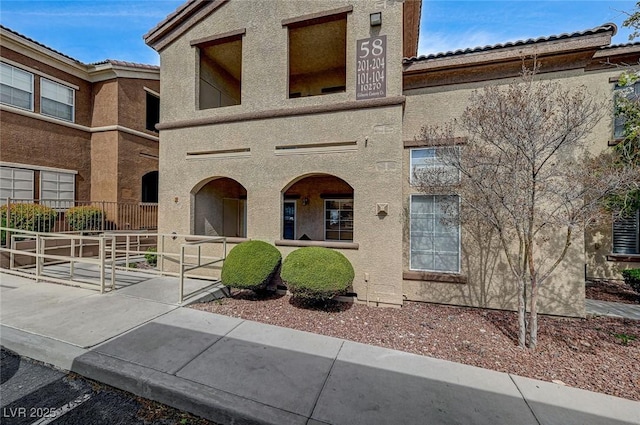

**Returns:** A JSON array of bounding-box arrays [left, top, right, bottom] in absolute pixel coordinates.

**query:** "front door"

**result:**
[[283, 201, 296, 240]]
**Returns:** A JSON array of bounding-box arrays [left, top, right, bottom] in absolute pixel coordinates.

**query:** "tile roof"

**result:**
[[404, 23, 618, 63], [90, 59, 159, 71], [0, 24, 84, 65], [1, 25, 158, 71], [143, 0, 199, 40]]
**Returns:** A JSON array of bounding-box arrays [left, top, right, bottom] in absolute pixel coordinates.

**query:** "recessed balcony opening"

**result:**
[[198, 35, 242, 109], [288, 17, 346, 99]]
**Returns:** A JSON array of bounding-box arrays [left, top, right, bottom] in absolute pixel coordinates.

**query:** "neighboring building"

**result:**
[[144, 0, 638, 316], [0, 25, 160, 208]]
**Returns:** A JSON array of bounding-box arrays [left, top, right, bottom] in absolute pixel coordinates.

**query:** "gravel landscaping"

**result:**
[[191, 291, 640, 402], [586, 279, 639, 304]]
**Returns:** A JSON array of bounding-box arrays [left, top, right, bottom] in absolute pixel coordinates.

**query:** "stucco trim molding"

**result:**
[[606, 254, 640, 263], [403, 270, 467, 284], [190, 28, 246, 47], [404, 137, 467, 148], [91, 125, 160, 142], [0, 58, 80, 90], [275, 240, 359, 250], [157, 96, 406, 131], [1, 103, 90, 132], [1, 104, 159, 142], [281, 5, 353, 27]]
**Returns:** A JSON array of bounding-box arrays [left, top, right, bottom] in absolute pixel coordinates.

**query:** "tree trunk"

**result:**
[[517, 280, 527, 348], [529, 281, 539, 350]]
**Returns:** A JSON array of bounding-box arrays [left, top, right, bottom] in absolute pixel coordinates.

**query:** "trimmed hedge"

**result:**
[[65, 206, 104, 231], [281, 247, 354, 300], [622, 268, 640, 294], [221, 240, 282, 291], [1, 203, 57, 244]]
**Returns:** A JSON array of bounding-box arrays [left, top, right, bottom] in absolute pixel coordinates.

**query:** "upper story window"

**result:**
[[284, 8, 349, 98], [40, 78, 74, 122], [410, 147, 460, 186], [0, 62, 34, 111], [193, 30, 244, 110], [614, 81, 639, 140], [146, 92, 160, 132]]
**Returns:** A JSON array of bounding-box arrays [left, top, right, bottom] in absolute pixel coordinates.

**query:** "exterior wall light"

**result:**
[[370, 12, 382, 27]]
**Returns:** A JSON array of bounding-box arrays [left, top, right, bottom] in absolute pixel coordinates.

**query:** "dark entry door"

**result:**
[[283, 201, 296, 240]]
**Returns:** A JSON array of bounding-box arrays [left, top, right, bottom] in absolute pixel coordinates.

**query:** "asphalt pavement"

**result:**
[[0, 349, 214, 425]]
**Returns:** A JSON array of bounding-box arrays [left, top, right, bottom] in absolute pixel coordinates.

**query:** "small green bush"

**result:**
[[1, 203, 57, 244], [65, 206, 104, 231], [145, 247, 158, 266], [221, 241, 282, 291], [281, 247, 354, 300], [621, 268, 640, 294]]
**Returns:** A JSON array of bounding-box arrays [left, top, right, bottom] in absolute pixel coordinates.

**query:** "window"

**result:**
[[141, 171, 159, 203], [325, 199, 353, 241], [410, 195, 460, 273], [0, 167, 34, 200], [146, 92, 160, 132], [40, 171, 74, 208], [410, 147, 459, 186], [613, 210, 640, 255], [41, 78, 74, 122], [614, 81, 640, 139], [197, 33, 242, 109], [287, 13, 347, 98], [0, 62, 33, 110]]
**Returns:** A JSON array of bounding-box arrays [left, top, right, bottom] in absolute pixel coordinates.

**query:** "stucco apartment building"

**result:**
[[144, 0, 639, 316], [0, 25, 160, 207]]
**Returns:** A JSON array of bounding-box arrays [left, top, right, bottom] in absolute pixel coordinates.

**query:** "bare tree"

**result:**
[[415, 66, 640, 349]]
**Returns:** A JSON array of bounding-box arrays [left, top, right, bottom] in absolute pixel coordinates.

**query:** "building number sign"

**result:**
[[356, 35, 386, 100]]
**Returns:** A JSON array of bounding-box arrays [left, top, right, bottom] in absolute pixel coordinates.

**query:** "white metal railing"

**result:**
[[1, 227, 116, 293], [1, 228, 227, 303], [104, 232, 227, 303]]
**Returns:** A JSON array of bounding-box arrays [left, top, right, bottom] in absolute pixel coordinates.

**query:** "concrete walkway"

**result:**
[[586, 299, 640, 320], [1, 272, 638, 425]]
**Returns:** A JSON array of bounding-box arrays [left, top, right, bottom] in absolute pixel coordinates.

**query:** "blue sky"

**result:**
[[0, 1, 637, 65]]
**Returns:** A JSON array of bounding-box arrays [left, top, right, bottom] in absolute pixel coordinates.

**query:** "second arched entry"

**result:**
[[282, 174, 354, 242], [192, 177, 247, 237]]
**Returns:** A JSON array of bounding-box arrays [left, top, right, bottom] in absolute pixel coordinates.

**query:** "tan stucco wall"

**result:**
[[400, 65, 640, 316], [157, 0, 406, 305]]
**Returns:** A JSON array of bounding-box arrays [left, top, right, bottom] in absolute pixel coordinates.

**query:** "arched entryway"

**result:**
[[192, 177, 247, 237], [282, 174, 353, 241]]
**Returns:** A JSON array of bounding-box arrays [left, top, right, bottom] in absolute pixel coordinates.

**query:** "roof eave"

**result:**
[[403, 30, 614, 74]]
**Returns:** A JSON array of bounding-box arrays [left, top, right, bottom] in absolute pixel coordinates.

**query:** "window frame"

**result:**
[[0, 61, 34, 111], [409, 194, 461, 274], [324, 198, 354, 242], [0, 167, 35, 200], [39, 170, 75, 210], [612, 209, 640, 255], [410, 147, 460, 186], [40, 77, 75, 122], [613, 81, 640, 140]]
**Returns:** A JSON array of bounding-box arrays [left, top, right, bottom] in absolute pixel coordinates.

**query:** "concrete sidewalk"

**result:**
[[1, 272, 638, 425]]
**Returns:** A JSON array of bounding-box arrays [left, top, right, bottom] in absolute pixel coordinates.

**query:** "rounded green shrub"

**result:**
[[221, 240, 282, 291], [281, 247, 354, 300], [65, 206, 104, 231], [1, 203, 57, 244], [622, 268, 640, 294], [145, 247, 158, 266]]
